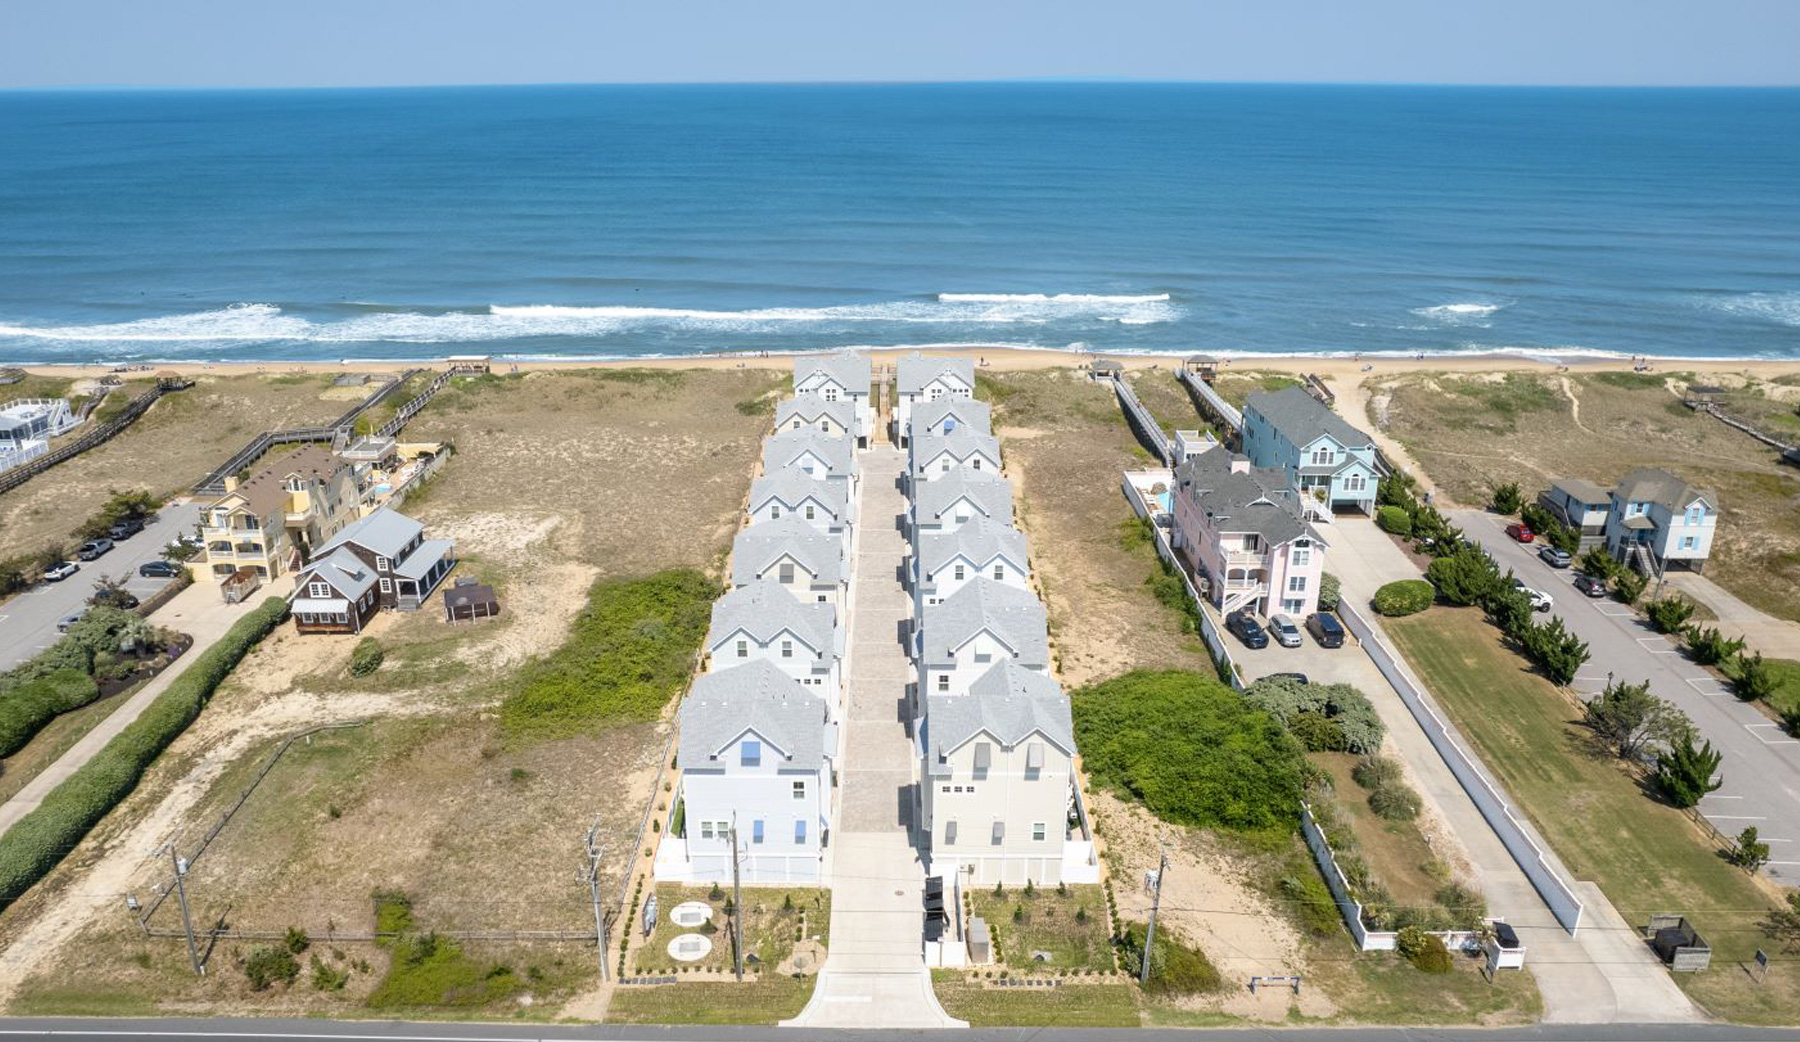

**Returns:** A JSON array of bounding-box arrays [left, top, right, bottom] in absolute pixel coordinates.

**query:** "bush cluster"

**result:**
[[348, 637, 385, 677], [1242, 676, 1385, 755], [1376, 473, 1464, 556], [1116, 922, 1222, 995], [1372, 580, 1433, 617], [1396, 926, 1453, 973], [1351, 755, 1422, 822], [1072, 670, 1308, 834], [0, 597, 287, 909], [244, 945, 300, 990], [0, 670, 100, 759], [1519, 502, 1582, 556]]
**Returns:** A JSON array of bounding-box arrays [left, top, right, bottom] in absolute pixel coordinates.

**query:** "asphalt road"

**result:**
[[0, 1018, 1797, 1042], [0, 501, 200, 671], [1457, 509, 1800, 880]]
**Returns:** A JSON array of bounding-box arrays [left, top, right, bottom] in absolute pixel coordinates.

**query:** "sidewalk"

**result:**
[[786, 446, 961, 1029], [1322, 518, 1698, 1023], [0, 577, 275, 839]]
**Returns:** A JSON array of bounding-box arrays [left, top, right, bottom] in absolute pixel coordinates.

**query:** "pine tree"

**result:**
[[1653, 734, 1723, 808]]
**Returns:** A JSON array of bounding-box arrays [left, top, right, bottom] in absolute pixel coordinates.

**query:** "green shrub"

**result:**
[[1396, 926, 1453, 973], [349, 638, 385, 677], [1426, 545, 1502, 606], [1654, 734, 1723, 808], [0, 669, 101, 759], [1367, 782, 1422, 822], [1645, 596, 1696, 634], [1317, 572, 1341, 612], [1375, 505, 1413, 537], [1613, 570, 1648, 605], [1279, 873, 1342, 937], [1350, 756, 1403, 791], [1434, 882, 1487, 930], [367, 931, 521, 1009], [1372, 580, 1433, 617], [501, 570, 716, 739], [310, 954, 350, 991], [1072, 671, 1307, 834], [374, 889, 415, 938], [1683, 625, 1745, 667], [244, 945, 300, 990], [1117, 922, 1221, 995], [1287, 712, 1347, 752], [1489, 482, 1523, 515], [1243, 676, 1385, 754], [0, 597, 287, 909], [284, 926, 310, 954]]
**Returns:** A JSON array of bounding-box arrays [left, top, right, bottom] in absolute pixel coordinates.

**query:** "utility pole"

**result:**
[[730, 813, 744, 982], [583, 815, 609, 981], [168, 844, 203, 977], [1141, 845, 1168, 985]]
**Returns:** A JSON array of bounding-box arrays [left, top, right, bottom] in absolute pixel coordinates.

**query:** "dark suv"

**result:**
[[108, 516, 145, 540], [1227, 610, 1269, 649], [1307, 612, 1346, 648]]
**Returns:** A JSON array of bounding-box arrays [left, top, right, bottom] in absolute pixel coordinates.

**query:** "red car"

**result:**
[[1504, 522, 1535, 543]]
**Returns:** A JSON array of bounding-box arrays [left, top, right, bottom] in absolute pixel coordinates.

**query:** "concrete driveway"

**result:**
[[0, 501, 201, 671], [1457, 509, 1800, 881]]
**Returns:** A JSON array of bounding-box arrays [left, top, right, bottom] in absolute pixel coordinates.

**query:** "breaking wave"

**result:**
[[1703, 291, 1800, 327], [1410, 301, 1507, 324]]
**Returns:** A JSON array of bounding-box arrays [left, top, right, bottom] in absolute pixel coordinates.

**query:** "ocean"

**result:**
[[0, 83, 1797, 365]]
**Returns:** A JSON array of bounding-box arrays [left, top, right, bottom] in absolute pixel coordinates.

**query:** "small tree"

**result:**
[[1613, 570, 1648, 605], [349, 637, 384, 677], [1683, 625, 1746, 667], [1426, 545, 1502, 607], [1727, 827, 1771, 872], [1549, 525, 1582, 555], [1317, 572, 1341, 612], [1645, 596, 1696, 634], [1579, 548, 1621, 582], [1763, 891, 1800, 955], [1490, 482, 1523, 515], [1654, 734, 1723, 808], [284, 926, 311, 954], [1521, 616, 1589, 685], [1376, 505, 1413, 537], [1581, 679, 1689, 761], [1735, 653, 1778, 702], [1482, 581, 1536, 640], [244, 946, 300, 990]]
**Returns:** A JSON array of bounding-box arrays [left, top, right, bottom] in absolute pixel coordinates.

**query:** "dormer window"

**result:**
[[307, 581, 330, 598], [740, 740, 761, 767]]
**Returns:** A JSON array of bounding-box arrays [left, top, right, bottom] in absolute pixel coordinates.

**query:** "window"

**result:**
[[1283, 598, 1305, 614], [992, 564, 1005, 581], [1345, 473, 1366, 492], [941, 459, 951, 473], [1287, 575, 1307, 593], [793, 781, 806, 800], [794, 820, 806, 843], [741, 740, 761, 767], [973, 742, 992, 777], [1291, 544, 1311, 567], [1681, 536, 1698, 550], [944, 820, 957, 844], [700, 821, 715, 840], [971, 458, 982, 470], [1026, 742, 1044, 778], [817, 595, 827, 603], [736, 639, 748, 658], [954, 512, 969, 523], [770, 505, 781, 519], [822, 387, 837, 402], [375, 556, 390, 572], [1311, 447, 1334, 466], [778, 561, 795, 583], [752, 819, 765, 844], [937, 673, 949, 692], [781, 639, 793, 659], [1032, 822, 1047, 842], [1687, 506, 1704, 525], [805, 504, 816, 520], [991, 820, 1005, 845], [307, 581, 330, 598], [379, 578, 392, 594], [953, 564, 965, 581]]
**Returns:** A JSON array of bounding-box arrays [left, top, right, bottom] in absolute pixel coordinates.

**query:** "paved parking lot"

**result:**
[[0, 501, 200, 671]]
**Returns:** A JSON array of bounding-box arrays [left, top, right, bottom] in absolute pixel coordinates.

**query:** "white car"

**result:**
[[1269, 614, 1305, 648], [1512, 577, 1554, 613], [43, 560, 80, 582]]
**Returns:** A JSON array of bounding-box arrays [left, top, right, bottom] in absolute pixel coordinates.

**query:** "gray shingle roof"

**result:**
[[794, 350, 871, 396], [921, 578, 1048, 668], [707, 579, 835, 657], [1612, 467, 1715, 512], [1550, 477, 1611, 506], [296, 548, 377, 599], [1173, 446, 1309, 545], [763, 429, 855, 478], [911, 429, 1001, 476], [392, 538, 453, 580], [679, 660, 827, 771], [1245, 385, 1372, 450], [897, 352, 976, 395], [731, 517, 844, 587], [918, 518, 1029, 579], [776, 393, 856, 432], [912, 398, 992, 438], [749, 470, 850, 520], [928, 659, 1073, 758], [913, 470, 1014, 527], [314, 507, 424, 560]]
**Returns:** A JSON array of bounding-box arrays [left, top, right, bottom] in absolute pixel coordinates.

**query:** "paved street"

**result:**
[[1457, 509, 1800, 881], [788, 447, 959, 1029], [0, 500, 200, 671]]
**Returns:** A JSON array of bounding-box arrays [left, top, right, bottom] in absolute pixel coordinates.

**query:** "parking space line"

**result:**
[[1709, 814, 1768, 820], [1596, 606, 1635, 617], [1746, 723, 1800, 746], [1685, 677, 1731, 697]]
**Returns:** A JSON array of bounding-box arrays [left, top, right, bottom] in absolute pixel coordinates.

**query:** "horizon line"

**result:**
[[4, 76, 1800, 93]]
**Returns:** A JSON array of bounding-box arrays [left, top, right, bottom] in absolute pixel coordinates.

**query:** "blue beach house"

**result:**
[[1240, 387, 1384, 515]]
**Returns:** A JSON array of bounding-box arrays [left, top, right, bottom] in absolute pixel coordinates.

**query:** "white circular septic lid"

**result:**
[[670, 901, 714, 927], [668, 933, 713, 962]]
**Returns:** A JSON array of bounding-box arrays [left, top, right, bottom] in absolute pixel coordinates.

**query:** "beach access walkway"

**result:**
[[787, 446, 961, 1028]]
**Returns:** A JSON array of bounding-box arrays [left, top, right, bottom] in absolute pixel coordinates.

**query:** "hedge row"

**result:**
[[0, 596, 288, 907], [0, 669, 101, 759]]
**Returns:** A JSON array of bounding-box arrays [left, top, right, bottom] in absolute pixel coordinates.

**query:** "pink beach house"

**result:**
[[1170, 446, 1325, 619]]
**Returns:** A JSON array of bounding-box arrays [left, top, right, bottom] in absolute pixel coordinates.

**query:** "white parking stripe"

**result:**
[[1747, 723, 1800, 746], [1597, 606, 1635, 617]]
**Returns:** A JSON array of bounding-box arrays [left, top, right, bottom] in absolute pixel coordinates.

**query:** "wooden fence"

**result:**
[[1108, 375, 1172, 464], [1176, 366, 1243, 434]]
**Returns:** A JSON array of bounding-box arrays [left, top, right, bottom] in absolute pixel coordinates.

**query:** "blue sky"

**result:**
[[4, 0, 1798, 89]]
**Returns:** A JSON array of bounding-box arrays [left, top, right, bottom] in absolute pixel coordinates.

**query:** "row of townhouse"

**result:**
[[655, 352, 874, 886], [898, 357, 1099, 888]]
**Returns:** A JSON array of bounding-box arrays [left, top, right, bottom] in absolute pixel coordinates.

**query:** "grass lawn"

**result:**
[[630, 885, 829, 976], [606, 976, 815, 1024], [967, 883, 1113, 972], [1725, 656, 1800, 720], [1384, 605, 1797, 1024], [1294, 940, 1542, 1027], [1310, 753, 1446, 909], [1210, 370, 1305, 409], [930, 969, 1140, 1027]]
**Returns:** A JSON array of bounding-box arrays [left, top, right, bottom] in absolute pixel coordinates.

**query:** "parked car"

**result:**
[[57, 609, 88, 632], [1512, 578, 1554, 612], [1269, 615, 1304, 648], [1504, 522, 1535, 543], [1537, 545, 1573, 569], [1307, 612, 1346, 648], [43, 560, 80, 582], [91, 588, 139, 610], [1265, 672, 1310, 685], [76, 538, 114, 561], [1227, 610, 1269, 650], [1574, 573, 1609, 598], [139, 560, 181, 578], [108, 516, 146, 540]]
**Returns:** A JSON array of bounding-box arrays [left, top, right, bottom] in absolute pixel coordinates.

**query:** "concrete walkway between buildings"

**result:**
[[1318, 517, 1699, 1024], [787, 446, 962, 1029], [0, 576, 282, 839]]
